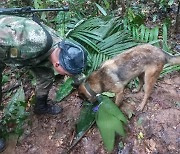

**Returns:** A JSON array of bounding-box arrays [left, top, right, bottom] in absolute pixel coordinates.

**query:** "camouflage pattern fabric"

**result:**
[[30, 62, 55, 96], [0, 15, 62, 97], [0, 15, 62, 67]]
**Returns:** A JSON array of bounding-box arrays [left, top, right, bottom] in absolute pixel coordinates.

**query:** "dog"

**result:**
[[78, 44, 180, 111]]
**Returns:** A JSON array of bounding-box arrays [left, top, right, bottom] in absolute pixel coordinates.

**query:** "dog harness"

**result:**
[[84, 82, 97, 99]]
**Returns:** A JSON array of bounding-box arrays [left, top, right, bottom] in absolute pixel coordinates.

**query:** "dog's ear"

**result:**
[[72, 73, 86, 87]]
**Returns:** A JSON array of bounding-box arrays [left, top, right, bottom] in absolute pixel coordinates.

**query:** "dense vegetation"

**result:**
[[0, 0, 179, 152]]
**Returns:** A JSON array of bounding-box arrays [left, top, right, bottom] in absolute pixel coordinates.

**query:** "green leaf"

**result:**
[[70, 103, 96, 152], [66, 16, 141, 72], [5, 86, 25, 114], [148, 40, 161, 45], [149, 29, 154, 42], [140, 25, 145, 41], [95, 104, 115, 152], [1, 86, 29, 136], [144, 28, 150, 42], [106, 42, 139, 57], [163, 24, 167, 42], [91, 53, 100, 70], [112, 117, 126, 137], [95, 3, 107, 16], [102, 92, 115, 97], [70, 33, 100, 53], [162, 23, 169, 51], [98, 31, 130, 50], [95, 97, 126, 152], [135, 27, 139, 40], [168, 0, 174, 6], [56, 77, 74, 101], [75, 30, 102, 41], [153, 27, 159, 41], [160, 64, 180, 77], [76, 102, 95, 136], [2, 75, 9, 84], [103, 0, 110, 9], [98, 95, 128, 124], [132, 26, 136, 39]]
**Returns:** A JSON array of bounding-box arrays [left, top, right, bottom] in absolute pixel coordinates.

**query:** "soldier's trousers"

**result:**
[[30, 66, 55, 97]]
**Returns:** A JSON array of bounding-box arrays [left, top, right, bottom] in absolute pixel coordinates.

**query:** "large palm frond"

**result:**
[[66, 17, 139, 72]]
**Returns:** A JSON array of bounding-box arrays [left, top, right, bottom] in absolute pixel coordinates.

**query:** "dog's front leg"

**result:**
[[115, 90, 124, 107]]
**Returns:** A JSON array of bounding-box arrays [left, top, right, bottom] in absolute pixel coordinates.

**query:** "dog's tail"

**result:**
[[164, 51, 180, 65], [159, 40, 180, 65]]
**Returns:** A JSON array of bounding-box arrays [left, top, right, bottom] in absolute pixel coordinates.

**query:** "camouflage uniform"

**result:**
[[0, 15, 62, 100]]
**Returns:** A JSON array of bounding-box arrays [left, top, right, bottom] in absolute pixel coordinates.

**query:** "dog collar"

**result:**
[[84, 82, 97, 98]]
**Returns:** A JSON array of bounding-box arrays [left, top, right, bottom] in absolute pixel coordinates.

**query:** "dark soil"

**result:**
[[1, 70, 179, 154], [0, 1, 180, 154]]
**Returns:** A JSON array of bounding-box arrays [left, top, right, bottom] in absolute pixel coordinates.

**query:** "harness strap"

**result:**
[[84, 82, 97, 98]]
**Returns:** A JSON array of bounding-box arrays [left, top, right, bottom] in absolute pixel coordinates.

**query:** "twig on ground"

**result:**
[[66, 120, 95, 154]]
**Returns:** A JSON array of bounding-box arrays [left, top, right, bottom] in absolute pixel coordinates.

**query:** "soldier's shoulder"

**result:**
[[0, 15, 34, 26]]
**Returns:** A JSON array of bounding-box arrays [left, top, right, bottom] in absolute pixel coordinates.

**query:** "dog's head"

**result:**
[[72, 73, 98, 103], [78, 82, 97, 103]]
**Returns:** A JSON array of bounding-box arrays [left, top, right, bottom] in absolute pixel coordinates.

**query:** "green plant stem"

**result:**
[[66, 120, 95, 154]]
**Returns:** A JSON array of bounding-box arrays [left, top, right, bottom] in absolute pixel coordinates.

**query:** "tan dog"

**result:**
[[78, 44, 180, 111]]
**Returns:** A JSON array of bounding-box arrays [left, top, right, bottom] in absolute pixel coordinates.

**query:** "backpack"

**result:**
[[0, 15, 53, 66]]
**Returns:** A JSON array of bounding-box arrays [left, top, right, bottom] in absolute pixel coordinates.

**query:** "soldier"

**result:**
[[0, 15, 87, 152]]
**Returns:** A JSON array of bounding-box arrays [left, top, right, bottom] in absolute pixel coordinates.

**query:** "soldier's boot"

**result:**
[[0, 138, 6, 153], [33, 95, 62, 115]]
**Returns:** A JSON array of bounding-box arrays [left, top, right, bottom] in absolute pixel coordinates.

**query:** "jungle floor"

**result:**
[[0, 1, 180, 154], [1, 69, 180, 154]]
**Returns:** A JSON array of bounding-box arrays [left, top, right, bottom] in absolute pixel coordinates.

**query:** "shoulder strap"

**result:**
[[17, 15, 54, 66], [32, 15, 53, 54]]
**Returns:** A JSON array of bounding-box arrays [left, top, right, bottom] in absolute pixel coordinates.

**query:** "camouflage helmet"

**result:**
[[58, 40, 87, 75]]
